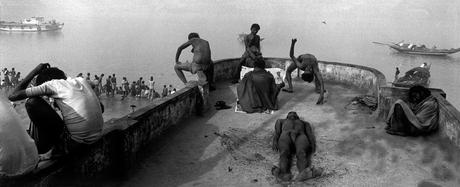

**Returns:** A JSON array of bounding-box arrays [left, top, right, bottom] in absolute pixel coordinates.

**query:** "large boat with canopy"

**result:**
[[0, 17, 64, 32]]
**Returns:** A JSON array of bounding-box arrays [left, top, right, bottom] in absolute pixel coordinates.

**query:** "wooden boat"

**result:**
[[393, 63, 430, 87], [389, 42, 460, 56]]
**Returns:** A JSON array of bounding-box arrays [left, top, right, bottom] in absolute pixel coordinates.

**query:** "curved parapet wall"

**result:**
[[213, 57, 387, 97]]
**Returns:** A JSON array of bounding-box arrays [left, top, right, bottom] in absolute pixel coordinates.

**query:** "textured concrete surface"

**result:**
[[118, 79, 460, 187]]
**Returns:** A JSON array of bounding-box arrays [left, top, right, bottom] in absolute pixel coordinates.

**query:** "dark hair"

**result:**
[[36, 67, 66, 85], [254, 58, 265, 69], [188, 32, 200, 40], [251, 23, 260, 30], [301, 72, 314, 83], [408, 85, 431, 103], [287, 111, 299, 120]]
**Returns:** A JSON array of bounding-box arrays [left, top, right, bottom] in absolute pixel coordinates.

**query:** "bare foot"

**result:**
[[295, 167, 323, 181], [271, 166, 292, 181]]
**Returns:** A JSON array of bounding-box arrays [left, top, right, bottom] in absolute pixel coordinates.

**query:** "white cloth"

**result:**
[[25, 77, 103, 144], [0, 96, 38, 176]]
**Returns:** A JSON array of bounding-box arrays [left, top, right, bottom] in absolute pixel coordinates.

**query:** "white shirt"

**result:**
[[25, 77, 103, 144]]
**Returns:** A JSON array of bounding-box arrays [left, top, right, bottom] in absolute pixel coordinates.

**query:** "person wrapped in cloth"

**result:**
[[385, 85, 439, 136], [174, 32, 214, 90], [237, 58, 281, 113]]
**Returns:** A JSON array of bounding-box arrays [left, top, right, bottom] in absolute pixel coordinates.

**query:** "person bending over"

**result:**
[[232, 23, 263, 83], [8, 63, 104, 156], [283, 38, 325, 105], [175, 32, 214, 90], [386, 85, 439, 136], [272, 111, 321, 181]]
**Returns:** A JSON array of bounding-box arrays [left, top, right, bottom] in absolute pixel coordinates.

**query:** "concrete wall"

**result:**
[[50, 81, 204, 177], [213, 57, 387, 97]]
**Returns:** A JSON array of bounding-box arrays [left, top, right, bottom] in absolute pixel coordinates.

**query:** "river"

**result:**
[[1, 0, 459, 107]]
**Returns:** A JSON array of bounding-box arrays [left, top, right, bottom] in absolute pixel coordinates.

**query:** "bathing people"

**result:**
[[282, 38, 325, 105], [272, 111, 320, 181], [174, 32, 214, 89], [232, 23, 263, 83]]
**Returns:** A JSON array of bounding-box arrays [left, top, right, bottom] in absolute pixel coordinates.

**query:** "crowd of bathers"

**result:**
[[76, 72, 176, 100], [0, 67, 21, 90]]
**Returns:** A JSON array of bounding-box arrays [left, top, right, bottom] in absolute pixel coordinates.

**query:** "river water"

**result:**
[[1, 0, 460, 108]]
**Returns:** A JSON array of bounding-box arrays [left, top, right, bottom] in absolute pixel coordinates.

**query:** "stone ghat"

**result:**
[[2, 57, 460, 185]]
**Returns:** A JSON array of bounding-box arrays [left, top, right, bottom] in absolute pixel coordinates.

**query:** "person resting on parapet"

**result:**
[[385, 85, 439, 136], [175, 32, 215, 90], [272, 111, 322, 181], [8, 63, 104, 158], [282, 38, 325, 105]]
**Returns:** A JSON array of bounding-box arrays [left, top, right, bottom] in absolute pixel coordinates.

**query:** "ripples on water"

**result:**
[[1, 0, 459, 106]]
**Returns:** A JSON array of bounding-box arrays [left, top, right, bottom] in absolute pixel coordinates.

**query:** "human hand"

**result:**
[[316, 94, 324, 105], [292, 38, 297, 43]]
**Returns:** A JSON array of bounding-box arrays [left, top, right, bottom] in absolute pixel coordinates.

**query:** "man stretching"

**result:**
[[175, 32, 214, 90], [283, 38, 325, 105], [8, 63, 104, 156], [272, 111, 321, 181]]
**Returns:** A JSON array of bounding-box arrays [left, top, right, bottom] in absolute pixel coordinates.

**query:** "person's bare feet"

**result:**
[[271, 166, 292, 181], [295, 167, 323, 181]]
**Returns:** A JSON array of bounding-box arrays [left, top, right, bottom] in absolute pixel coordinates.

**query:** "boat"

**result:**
[[393, 63, 431, 87], [0, 17, 64, 32], [388, 41, 460, 56]]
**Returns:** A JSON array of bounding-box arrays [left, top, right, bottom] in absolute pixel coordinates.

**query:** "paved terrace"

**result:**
[[118, 79, 460, 187]]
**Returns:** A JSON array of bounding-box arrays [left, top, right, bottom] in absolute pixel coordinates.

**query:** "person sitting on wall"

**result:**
[[8, 63, 104, 157], [232, 23, 263, 84], [174, 32, 215, 90], [282, 38, 325, 105], [237, 58, 280, 113], [271, 111, 322, 181], [385, 85, 439, 136]]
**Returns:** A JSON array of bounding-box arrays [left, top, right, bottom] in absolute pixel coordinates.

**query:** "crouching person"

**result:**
[[271, 111, 322, 182], [385, 85, 439, 136], [8, 63, 104, 157]]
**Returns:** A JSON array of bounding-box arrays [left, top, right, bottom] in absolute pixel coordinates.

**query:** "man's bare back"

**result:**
[[189, 38, 211, 65]]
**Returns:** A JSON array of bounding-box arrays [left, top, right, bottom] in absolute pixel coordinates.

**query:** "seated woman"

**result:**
[[237, 59, 280, 113], [386, 85, 439, 136]]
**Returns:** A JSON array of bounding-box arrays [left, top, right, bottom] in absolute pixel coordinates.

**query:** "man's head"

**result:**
[[301, 71, 314, 83], [36, 67, 66, 85], [254, 58, 265, 69], [287, 111, 299, 120], [188, 32, 200, 40], [250, 23, 260, 34], [408, 85, 431, 104]]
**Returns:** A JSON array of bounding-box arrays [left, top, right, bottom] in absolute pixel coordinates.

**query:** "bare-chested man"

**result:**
[[272, 111, 321, 181], [232, 23, 263, 83], [175, 32, 214, 90], [283, 39, 325, 105]]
